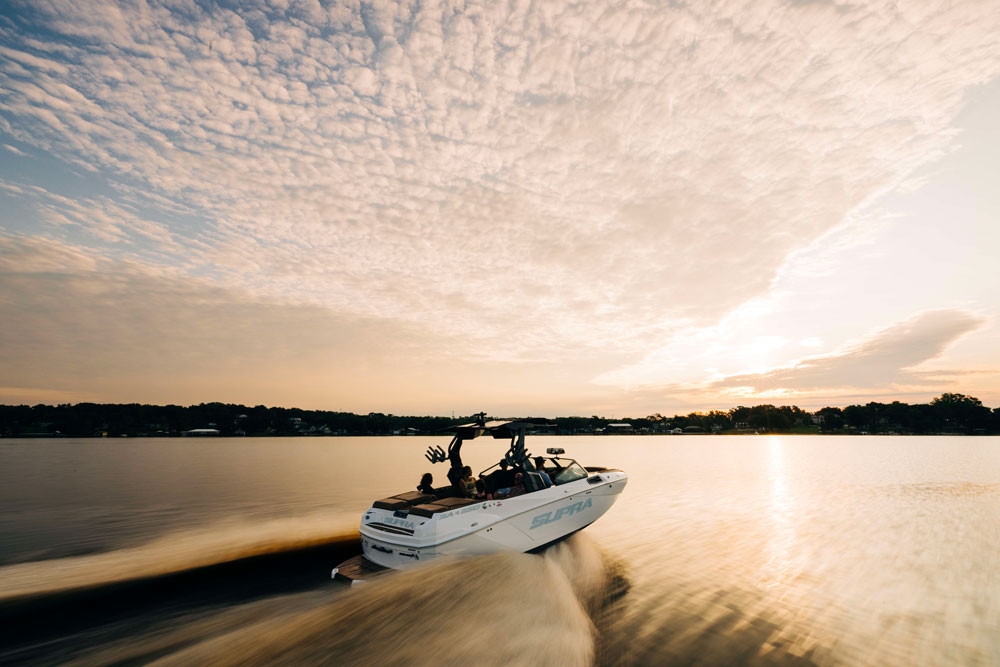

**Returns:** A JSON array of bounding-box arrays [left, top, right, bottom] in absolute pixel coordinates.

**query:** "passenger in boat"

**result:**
[[460, 466, 478, 498], [533, 457, 554, 488], [486, 460, 516, 496], [507, 472, 526, 497], [417, 472, 435, 496], [474, 478, 488, 500], [447, 438, 466, 496], [496, 472, 526, 498]]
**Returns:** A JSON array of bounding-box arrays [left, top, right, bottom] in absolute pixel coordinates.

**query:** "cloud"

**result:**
[[2, 2, 998, 343], [2, 1, 1000, 410], [712, 309, 986, 394], [589, 309, 994, 413], [0, 233, 643, 414], [0, 178, 187, 263], [0, 233, 461, 410]]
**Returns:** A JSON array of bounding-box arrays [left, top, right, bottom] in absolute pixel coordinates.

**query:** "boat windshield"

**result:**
[[477, 457, 589, 486], [544, 457, 588, 485]]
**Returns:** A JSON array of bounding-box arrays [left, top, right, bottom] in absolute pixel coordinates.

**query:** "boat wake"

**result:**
[[152, 533, 626, 667], [0, 512, 364, 665], [0, 512, 362, 602], [1, 528, 630, 667]]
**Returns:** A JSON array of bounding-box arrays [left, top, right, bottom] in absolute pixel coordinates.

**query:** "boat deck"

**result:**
[[331, 554, 390, 585]]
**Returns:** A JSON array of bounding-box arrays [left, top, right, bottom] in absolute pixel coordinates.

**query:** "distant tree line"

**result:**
[[0, 393, 997, 438], [0, 402, 459, 438], [599, 393, 998, 436]]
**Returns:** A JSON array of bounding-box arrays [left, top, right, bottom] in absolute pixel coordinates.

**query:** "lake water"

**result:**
[[1, 435, 998, 666]]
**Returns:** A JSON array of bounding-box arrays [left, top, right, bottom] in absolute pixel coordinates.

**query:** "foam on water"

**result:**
[[151, 544, 606, 666], [0, 511, 360, 600], [1, 526, 626, 666]]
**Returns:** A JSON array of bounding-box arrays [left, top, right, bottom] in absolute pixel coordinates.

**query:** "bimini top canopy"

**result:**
[[447, 414, 551, 440], [426, 413, 554, 468]]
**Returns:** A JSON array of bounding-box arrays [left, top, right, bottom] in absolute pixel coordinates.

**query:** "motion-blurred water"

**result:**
[[1, 435, 998, 666]]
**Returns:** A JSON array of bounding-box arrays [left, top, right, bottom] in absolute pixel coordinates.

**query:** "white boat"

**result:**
[[334, 414, 627, 581]]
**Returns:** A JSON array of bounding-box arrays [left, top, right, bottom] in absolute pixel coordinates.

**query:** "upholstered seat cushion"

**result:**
[[408, 497, 480, 517], [372, 491, 436, 510]]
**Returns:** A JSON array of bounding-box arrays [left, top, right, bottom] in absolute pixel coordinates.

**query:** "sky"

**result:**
[[1, 0, 999, 417]]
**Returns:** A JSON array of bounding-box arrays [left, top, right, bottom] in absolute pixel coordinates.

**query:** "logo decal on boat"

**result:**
[[529, 498, 593, 529]]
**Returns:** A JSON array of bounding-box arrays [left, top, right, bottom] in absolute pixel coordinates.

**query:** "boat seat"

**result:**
[[522, 471, 549, 492], [433, 497, 479, 509], [408, 497, 480, 518], [398, 490, 437, 503], [372, 491, 436, 510]]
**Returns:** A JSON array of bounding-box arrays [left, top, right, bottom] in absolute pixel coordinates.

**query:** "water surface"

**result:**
[[1, 435, 997, 665]]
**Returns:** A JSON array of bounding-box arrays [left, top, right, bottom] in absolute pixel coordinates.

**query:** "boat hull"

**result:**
[[360, 471, 627, 569]]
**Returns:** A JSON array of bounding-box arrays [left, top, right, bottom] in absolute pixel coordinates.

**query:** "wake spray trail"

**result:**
[[155, 553, 593, 666], [0, 513, 363, 664], [150, 539, 617, 667], [2, 530, 631, 667], [0, 512, 361, 601], [539, 532, 631, 616]]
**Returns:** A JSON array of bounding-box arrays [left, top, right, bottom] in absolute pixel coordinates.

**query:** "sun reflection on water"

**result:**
[[759, 436, 798, 590]]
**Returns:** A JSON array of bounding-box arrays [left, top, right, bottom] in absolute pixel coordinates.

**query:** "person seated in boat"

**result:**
[[507, 472, 526, 497], [474, 478, 488, 500], [486, 460, 516, 496], [533, 456, 554, 488], [417, 472, 435, 496], [460, 466, 478, 498], [496, 472, 526, 498], [446, 436, 467, 497]]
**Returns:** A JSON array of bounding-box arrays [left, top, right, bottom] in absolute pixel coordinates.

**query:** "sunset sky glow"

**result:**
[[1, 0, 999, 416]]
